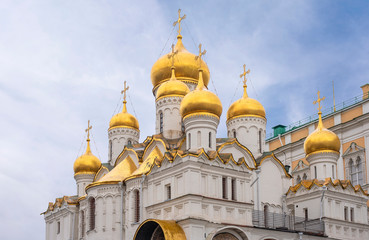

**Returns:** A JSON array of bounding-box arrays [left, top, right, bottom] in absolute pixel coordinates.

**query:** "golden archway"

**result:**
[[133, 219, 187, 240]]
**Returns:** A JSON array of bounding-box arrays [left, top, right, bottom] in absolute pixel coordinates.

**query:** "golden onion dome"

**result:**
[[304, 112, 340, 156], [156, 67, 190, 100], [151, 35, 210, 91], [74, 139, 102, 175], [227, 85, 266, 121], [180, 69, 222, 118], [109, 101, 139, 130]]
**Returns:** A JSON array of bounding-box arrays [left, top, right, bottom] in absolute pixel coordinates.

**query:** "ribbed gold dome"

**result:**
[[109, 102, 139, 130], [304, 113, 340, 156], [74, 140, 102, 175], [156, 67, 190, 100], [227, 85, 266, 121], [180, 69, 222, 118], [151, 35, 210, 90]]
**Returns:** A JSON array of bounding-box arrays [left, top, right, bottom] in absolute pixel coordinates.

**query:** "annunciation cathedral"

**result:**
[[43, 10, 369, 240]]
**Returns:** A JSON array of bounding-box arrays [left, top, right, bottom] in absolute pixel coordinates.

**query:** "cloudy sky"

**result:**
[[1, 1, 369, 239]]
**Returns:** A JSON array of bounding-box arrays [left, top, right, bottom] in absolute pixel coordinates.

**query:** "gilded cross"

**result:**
[[167, 44, 178, 68], [173, 9, 186, 35], [85, 120, 92, 140], [121, 81, 129, 102], [313, 91, 325, 113], [240, 64, 250, 86], [195, 44, 206, 68]]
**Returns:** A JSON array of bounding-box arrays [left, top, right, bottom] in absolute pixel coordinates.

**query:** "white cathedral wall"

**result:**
[[155, 96, 184, 139], [108, 127, 139, 164], [226, 116, 266, 158], [83, 185, 122, 240], [258, 159, 288, 212], [184, 115, 219, 152]]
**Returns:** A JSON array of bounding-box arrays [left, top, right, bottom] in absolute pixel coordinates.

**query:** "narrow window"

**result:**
[[304, 208, 308, 221], [188, 133, 191, 149], [166, 185, 171, 200], [233, 130, 236, 138], [323, 164, 327, 178], [303, 173, 307, 180], [332, 165, 335, 179], [89, 198, 95, 230], [109, 140, 112, 161], [197, 131, 201, 147], [349, 159, 355, 184], [127, 139, 132, 146], [296, 175, 301, 184], [350, 207, 354, 222], [357, 157, 363, 185], [57, 221, 60, 234], [264, 205, 269, 228], [209, 132, 212, 148], [81, 211, 85, 237], [159, 112, 163, 133], [222, 177, 227, 199], [134, 190, 140, 223], [181, 121, 185, 132], [314, 166, 317, 179], [231, 178, 236, 201], [344, 206, 348, 221], [259, 130, 262, 153]]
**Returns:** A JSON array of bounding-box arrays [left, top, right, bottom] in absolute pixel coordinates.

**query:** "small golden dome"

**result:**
[[151, 35, 210, 90], [180, 69, 222, 118], [109, 102, 139, 130], [74, 139, 102, 175], [304, 113, 340, 156], [227, 85, 266, 121], [156, 67, 190, 100]]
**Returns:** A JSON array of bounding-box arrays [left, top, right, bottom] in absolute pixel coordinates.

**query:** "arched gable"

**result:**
[[217, 139, 256, 169], [141, 138, 167, 161], [93, 165, 109, 182], [115, 147, 140, 167]]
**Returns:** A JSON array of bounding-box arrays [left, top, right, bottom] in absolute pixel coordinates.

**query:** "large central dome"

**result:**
[[151, 35, 210, 91]]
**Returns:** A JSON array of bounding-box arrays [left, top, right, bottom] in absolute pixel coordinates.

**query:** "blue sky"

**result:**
[[1, 1, 369, 239]]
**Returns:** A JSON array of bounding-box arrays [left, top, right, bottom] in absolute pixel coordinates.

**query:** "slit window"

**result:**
[[209, 132, 212, 148], [89, 198, 95, 230], [222, 177, 227, 199], [160, 112, 163, 133], [134, 190, 140, 223], [166, 184, 171, 200], [231, 178, 236, 201], [57, 221, 60, 234], [344, 206, 348, 221]]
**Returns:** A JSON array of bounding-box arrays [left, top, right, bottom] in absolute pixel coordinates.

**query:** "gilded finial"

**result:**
[[194, 44, 206, 90], [167, 44, 178, 69], [173, 9, 186, 37], [194, 43, 206, 69], [240, 64, 250, 98], [313, 91, 325, 129], [121, 81, 129, 113], [85, 120, 92, 153], [313, 91, 325, 114], [85, 120, 92, 141]]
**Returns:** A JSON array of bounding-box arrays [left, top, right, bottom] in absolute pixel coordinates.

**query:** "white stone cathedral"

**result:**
[[43, 12, 369, 240]]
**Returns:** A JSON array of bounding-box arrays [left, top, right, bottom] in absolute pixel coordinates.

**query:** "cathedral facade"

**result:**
[[42, 12, 369, 240]]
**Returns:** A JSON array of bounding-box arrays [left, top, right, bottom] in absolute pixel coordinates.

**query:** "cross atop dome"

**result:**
[[240, 64, 250, 87], [167, 44, 178, 68], [85, 120, 92, 141], [313, 91, 325, 114], [173, 9, 186, 37], [195, 44, 206, 69], [121, 81, 129, 103]]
